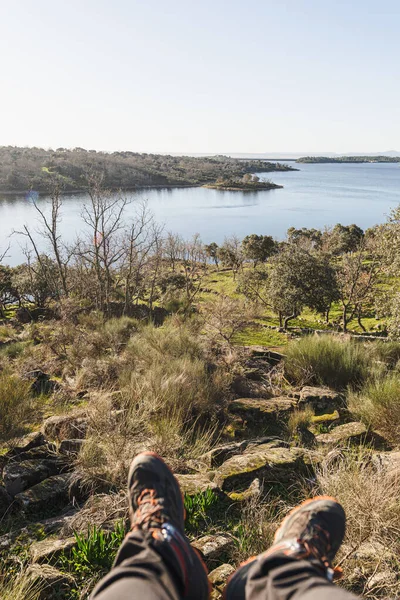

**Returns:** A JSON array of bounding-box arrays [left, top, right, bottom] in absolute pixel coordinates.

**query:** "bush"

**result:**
[[284, 336, 370, 390], [348, 374, 400, 443], [0, 371, 33, 440]]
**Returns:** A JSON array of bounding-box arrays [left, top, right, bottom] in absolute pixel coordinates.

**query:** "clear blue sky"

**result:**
[[1, 0, 399, 154]]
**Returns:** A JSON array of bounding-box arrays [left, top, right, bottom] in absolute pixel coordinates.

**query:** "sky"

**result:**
[[1, 0, 400, 154]]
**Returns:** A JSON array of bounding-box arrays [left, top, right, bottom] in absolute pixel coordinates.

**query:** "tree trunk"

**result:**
[[283, 313, 296, 331], [325, 307, 330, 324], [357, 306, 366, 332], [342, 305, 348, 333]]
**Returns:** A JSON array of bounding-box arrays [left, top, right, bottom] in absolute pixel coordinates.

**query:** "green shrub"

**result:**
[[103, 317, 140, 352], [0, 371, 33, 440], [284, 336, 370, 390], [348, 374, 400, 443], [0, 341, 26, 360]]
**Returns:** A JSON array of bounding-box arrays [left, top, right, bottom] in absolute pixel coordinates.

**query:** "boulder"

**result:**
[[199, 437, 288, 469], [15, 473, 72, 512], [3, 459, 64, 496], [316, 422, 369, 447], [229, 397, 297, 434], [175, 474, 220, 498], [297, 387, 343, 415], [59, 438, 85, 456], [6, 431, 47, 456], [26, 564, 74, 600], [371, 451, 400, 473], [209, 564, 235, 600], [30, 536, 76, 563], [6, 444, 58, 463], [214, 445, 309, 492], [42, 414, 88, 441], [192, 535, 234, 567]]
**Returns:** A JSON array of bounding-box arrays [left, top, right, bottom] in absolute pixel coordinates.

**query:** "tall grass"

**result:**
[[0, 371, 33, 440], [348, 373, 400, 443], [284, 335, 370, 390], [316, 451, 400, 598], [0, 574, 42, 600], [75, 319, 230, 490]]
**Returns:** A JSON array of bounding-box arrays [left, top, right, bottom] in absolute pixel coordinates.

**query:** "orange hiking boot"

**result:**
[[128, 452, 210, 600], [224, 496, 345, 600], [270, 495, 345, 580]]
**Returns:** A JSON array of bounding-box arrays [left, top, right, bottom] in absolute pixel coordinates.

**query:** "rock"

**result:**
[[26, 564, 74, 600], [366, 570, 397, 591], [199, 437, 288, 469], [7, 431, 47, 455], [175, 474, 221, 498], [245, 346, 284, 364], [42, 413, 88, 441], [371, 451, 400, 473], [15, 473, 72, 512], [228, 478, 261, 502], [22, 370, 60, 395], [0, 484, 12, 518], [209, 562, 235, 584], [192, 535, 234, 567], [229, 397, 297, 434], [3, 459, 64, 496], [214, 445, 309, 492], [297, 387, 343, 415], [209, 564, 235, 600], [311, 411, 340, 425], [316, 422, 369, 447], [59, 438, 85, 456], [30, 536, 76, 563], [6, 444, 58, 463]]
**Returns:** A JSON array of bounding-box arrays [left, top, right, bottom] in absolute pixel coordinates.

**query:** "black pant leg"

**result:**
[[90, 531, 181, 600], [245, 554, 357, 600]]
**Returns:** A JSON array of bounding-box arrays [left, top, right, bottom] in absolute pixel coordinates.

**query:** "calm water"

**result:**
[[2, 162, 400, 265]]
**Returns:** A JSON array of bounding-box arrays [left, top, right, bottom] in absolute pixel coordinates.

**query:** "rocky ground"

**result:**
[[1, 346, 399, 599]]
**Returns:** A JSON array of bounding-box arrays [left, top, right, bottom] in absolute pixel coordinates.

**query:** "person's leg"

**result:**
[[225, 496, 358, 600], [91, 452, 210, 600]]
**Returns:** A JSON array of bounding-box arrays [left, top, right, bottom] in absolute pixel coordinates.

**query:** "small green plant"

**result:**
[[184, 489, 221, 533], [59, 521, 125, 595]]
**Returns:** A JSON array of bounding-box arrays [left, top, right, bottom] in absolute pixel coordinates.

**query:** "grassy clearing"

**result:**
[[233, 325, 288, 347], [284, 335, 371, 390]]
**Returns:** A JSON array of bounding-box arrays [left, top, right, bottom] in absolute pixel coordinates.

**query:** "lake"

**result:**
[[2, 161, 400, 265]]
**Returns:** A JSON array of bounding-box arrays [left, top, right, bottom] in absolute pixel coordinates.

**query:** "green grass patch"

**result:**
[[233, 326, 288, 347]]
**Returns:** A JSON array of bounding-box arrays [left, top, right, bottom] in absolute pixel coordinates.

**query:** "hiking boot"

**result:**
[[127, 452, 210, 600], [224, 496, 345, 600], [271, 495, 346, 580]]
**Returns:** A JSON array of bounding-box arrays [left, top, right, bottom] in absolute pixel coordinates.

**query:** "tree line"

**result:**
[[1, 176, 400, 336], [0, 146, 293, 192]]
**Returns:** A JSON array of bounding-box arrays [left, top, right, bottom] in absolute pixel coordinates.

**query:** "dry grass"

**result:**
[[0, 371, 34, 441], [0, 573, 42, 600], [284, 335, 371, 390], [348, 374, 400, 444], [316, 450, 400, 598]]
